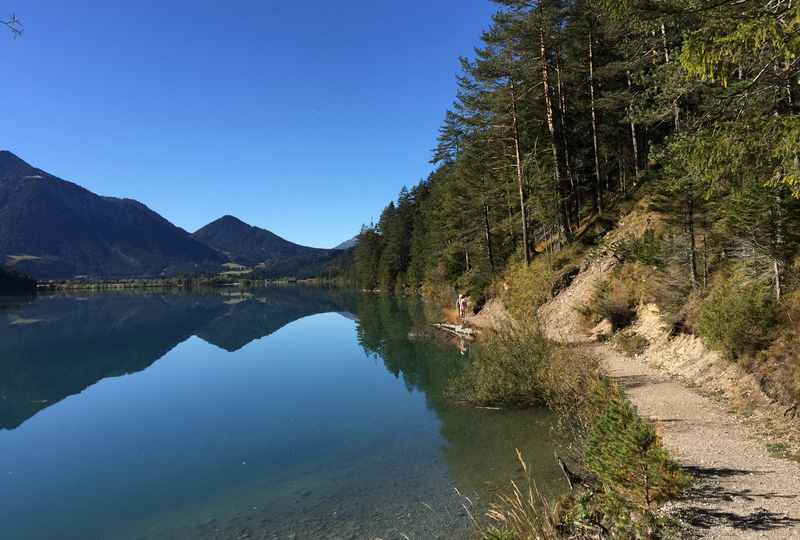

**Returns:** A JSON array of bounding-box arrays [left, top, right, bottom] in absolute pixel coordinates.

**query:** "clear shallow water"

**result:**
[[0, 288, 566, 539]]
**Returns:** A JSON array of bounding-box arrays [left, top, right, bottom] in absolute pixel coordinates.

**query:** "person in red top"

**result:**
[[458, 294, 468, 320]]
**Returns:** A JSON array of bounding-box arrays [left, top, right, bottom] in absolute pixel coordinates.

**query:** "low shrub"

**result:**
[[583, 380, 687, 511], [501, 245, 587, 322], [589, 278, 638, 330], [693, 274, 777, 360], [501, 259, 557, 321], [447, 325, 554, 407], [450, 324, 687, 539], [613, 331, 650, 357], [578, 262, 690, 331], [610, 229, 664, 267], [474, 373, 687, 539], [752, 290, 800, 405], [580, 262, 666, 332]]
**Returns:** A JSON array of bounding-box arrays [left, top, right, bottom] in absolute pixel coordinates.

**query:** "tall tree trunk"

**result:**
[[483, 201, 495, 275], [661, 23, 680, 132], [480, 176, 496, 275], [627, 70, 640, 185], [702, 234, 709, 289], [555, 46, 580, 225], [510, 80, 531, 264], [539, 8, 572, 241], [687, 197, 698, 289], [774, 193, 785, 299], [588, 21, 603, 214], [504, 173, 516, 244]]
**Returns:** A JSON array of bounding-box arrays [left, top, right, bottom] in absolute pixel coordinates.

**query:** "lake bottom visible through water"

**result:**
[[0, 289, 566, 539]]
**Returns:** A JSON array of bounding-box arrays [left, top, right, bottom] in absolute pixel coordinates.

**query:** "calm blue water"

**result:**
[[0, 289, 565, 539]]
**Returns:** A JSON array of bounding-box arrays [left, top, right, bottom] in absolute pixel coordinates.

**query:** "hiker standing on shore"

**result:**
[[458, 293, 468, 320]]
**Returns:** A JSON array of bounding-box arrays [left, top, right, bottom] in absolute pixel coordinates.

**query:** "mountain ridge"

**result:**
[[192, 214, 329, 266], [0, 150, 356, 280], [0, 151, 225, 279]]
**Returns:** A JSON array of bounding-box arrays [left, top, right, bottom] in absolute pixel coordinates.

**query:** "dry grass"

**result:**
[[501, 244, 587, 322], [474, 450, 564, 540]]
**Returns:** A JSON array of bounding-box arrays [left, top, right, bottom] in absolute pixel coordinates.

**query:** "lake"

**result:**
[[0, 288, 566, 539]]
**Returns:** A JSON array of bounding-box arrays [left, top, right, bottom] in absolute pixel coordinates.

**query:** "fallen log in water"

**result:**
[[432, 322, 476, 338]]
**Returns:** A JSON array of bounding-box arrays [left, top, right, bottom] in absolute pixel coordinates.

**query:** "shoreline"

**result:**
[[456, 255, 800, 538]]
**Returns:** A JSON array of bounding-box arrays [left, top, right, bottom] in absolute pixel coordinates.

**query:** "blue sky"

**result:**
[[2, 1, 495, 248]]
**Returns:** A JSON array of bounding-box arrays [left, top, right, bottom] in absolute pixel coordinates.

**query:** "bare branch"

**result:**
[[2, 13, 23, 38]]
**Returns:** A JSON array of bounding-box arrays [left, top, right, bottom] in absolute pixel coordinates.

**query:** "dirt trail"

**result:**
[[538, 259, 800, 539], [599, 345, 800, 539]]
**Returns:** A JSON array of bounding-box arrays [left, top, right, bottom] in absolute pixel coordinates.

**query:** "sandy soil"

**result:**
[[538, 258, 800, 538]]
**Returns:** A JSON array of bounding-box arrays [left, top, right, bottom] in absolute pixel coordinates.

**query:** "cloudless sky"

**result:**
[[3, 1, 496, 248]]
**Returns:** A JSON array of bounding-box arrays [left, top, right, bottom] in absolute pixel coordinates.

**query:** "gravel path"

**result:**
[[536, 257, 800, 538], [597, 344, 800, 539]]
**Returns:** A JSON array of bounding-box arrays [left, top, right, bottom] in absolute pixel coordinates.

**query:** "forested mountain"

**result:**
[[192, 215, 327, 265], [0, 151, 225, 279], [353, 0, 799, 300]]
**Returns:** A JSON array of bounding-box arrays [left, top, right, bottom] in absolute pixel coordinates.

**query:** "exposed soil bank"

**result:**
[[531, 257, 800, 538]]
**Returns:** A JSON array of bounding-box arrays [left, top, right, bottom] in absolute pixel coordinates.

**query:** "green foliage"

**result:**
[[584, 278, 637, 331], [552, 379, 689, 538], [751, 290, 800, 405], [347, 0, 799, 318], [448, 325, 554, 408], [694, 274, 777, 360], [584, 380, 687, 510], [501, 258, 557, 321], [456, 323, 687, 538], [772, 117, 800, 198], [353, 227, 383, 290], [610, 229, 663, 267], [679, 2, 799, 87]]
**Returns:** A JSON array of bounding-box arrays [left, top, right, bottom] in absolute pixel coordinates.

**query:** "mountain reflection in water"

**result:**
[[0, 288, 566, 540], [0, 287, 358, 430]]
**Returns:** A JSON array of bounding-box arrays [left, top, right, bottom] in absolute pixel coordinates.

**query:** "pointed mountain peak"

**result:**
[[195, 215, 254, 235], [0, 151, 39, 178], [214, 215, 249, 227]]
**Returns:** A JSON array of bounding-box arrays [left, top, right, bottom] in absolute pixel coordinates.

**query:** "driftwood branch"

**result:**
[[432, 323, 476, 338], [555, 452, 583, 491]]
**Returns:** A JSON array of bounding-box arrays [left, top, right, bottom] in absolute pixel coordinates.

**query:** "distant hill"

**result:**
[[192, 215, 329, 266], [334, 234, 359, 250], [0, 266, 36, 293], [0, 151, 225, 279]]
